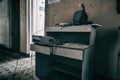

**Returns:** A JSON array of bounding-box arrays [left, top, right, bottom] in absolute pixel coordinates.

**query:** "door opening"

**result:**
[[11, 0, 20, 51], [26, 0, 45, 55]]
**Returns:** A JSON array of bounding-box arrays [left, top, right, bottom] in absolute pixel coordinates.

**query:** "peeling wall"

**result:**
[[0, 0, 9, 47], [0, 0, 27, 53], [46, 0, 120, 79]]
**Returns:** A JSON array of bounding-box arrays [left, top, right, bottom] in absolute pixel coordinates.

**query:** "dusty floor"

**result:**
[[0, 49, 114, 80], [0, 52, 38, 80]]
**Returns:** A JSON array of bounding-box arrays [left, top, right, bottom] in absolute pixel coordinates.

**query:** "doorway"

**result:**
[[10, 0, 20, 51], [26, 0, 45, 54]]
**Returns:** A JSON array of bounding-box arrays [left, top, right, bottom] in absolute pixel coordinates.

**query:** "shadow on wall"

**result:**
[[0, 44, 6, 49], [94, 28, 119, 78]]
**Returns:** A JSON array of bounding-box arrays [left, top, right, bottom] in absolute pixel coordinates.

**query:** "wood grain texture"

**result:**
[[20, 0, 27, 53]]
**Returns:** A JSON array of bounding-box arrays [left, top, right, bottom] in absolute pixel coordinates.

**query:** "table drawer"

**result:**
[[30, 44, 51, 55], [53, 47, 83, 60]]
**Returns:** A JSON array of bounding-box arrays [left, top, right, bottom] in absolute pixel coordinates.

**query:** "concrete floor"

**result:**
[[0, 49, 114, 80], [0, 51, 37, 80]]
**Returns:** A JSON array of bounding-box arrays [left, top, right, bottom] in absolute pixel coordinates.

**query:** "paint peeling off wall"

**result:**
[[0, 0, 9, 48]]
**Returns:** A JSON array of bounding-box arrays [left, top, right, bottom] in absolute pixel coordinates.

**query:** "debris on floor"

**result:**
[[0, 52, 37, 80]]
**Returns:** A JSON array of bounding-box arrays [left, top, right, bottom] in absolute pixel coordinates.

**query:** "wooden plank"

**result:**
[[49, 63, 81, 78], [89, 27, 96, 45], [46, 25, 92, 32], [30, 44, 51, 55], [57, 43, 89, 49], [42, 71, 80, 80], [53, 47, 83, 60]]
